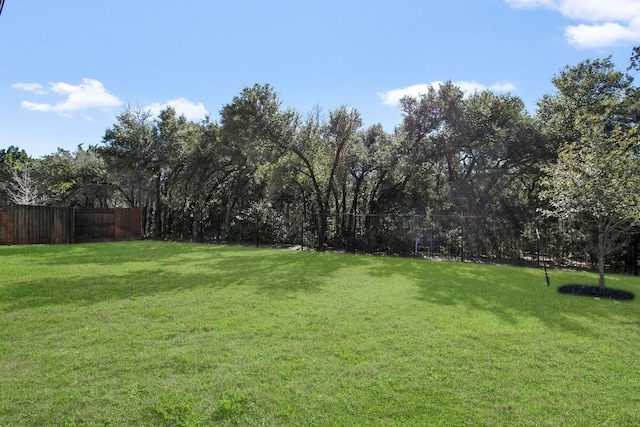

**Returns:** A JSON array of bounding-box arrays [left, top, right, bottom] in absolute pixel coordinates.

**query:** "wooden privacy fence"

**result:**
[[0, 205, 142, 245]]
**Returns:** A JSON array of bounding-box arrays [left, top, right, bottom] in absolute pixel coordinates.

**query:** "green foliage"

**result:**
[[399, 80, 546, 232], [99, 105, 157, 209], [536, 56, 631, 149], [539, 55, 640, 286], [541, 119, 640, 223], [31, 146, 112, 206], [12, 47, 639, 264]]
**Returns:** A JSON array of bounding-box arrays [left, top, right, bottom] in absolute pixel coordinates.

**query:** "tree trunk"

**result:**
[[349, 176, 364, 252], [598, 229, 606, 288], [154, 172, 162, 238]]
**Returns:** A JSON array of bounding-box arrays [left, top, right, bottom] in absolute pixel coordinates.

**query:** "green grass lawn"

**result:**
[[1, 241, 639, 426]]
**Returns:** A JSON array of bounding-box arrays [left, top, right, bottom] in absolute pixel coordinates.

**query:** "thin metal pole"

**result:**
[[536, 228, 550, 286]]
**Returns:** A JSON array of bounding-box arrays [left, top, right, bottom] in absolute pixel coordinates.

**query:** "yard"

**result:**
[[0, 241, 638, 426]]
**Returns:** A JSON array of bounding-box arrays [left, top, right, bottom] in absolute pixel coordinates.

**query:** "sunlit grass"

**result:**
[[1, 241, 639, 426]]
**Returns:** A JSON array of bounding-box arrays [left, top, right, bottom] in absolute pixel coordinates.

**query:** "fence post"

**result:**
[[300, 212, 304, 250], [216, 210, 221, 243], [255, 212, 259, 248], [69, 207, 75, 244], [633, 240, 639, 276], [460, 216, 465, 263]]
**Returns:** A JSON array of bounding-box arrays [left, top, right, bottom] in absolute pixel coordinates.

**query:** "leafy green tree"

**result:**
[[539, 56, 639, 286], [541, 115, 640, 287], [622, 46, 640, 127], [343, 124, 395, 233], [400, 82, 545, 232], [35, 149, 76, 204], [100, 105, 156, 210], [101, 105, 195, 236], [150, 107, 193, 237], [168, 119, 246, 241], [218, 84, 295, 236], [30, 146, 112, 207], [220, 84, 295, 164], [628, 46, 640, 72], [537, 57, 631, 148], [74, 146, 113, 207], [276, 106, 364, 247]]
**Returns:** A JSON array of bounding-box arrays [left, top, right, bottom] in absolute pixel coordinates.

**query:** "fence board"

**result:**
[[6, 205, 70, 245], [0, 205, 141, 245], [74, 208, 115, 243], [0, 206, 12, 245], [114, 208, 142, 241]]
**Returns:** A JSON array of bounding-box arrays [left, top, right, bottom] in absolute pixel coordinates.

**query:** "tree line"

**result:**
[[2, 50, 639, 285]]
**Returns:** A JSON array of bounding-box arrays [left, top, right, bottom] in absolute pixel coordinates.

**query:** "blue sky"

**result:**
[[1, 0, 639, 157]]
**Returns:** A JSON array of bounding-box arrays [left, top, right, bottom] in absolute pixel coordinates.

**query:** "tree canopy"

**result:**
[[539, 56, 640, 286], [2, 49, 639, 279]]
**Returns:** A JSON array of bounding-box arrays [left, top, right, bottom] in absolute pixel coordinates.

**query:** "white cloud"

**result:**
[[19, 78, 122, 114], [506, 0, 640, 47], [557, 0, 640, 23], [12, 83, 47, 95], [565, 21, 640, 48], [50, 79, 122, 112], [378, 81, 517, 107], [20, 101, 53, 112], [145, 97, 209, 122], [378, 84, 433, 106]]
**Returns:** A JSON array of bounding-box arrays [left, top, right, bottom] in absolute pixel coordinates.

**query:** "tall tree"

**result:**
[[31, 147, 112, 207], [169, 119, 245, 241], [538, 56, 639, 286], [622, 46, 640, 127], [150, 107, 192, 237], [541, 114, 640, 287], [219, 84, 295, 234], [278, 106, 364, 247], [100, 105, 155, 210], [400, 82, 544, 219], [101, 105, 204, 236], [537, 57, 631, 148]]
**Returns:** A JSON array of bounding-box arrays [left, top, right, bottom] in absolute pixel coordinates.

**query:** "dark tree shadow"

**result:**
[[0, 243, 370, 310], [364, 257, 640, 337], [558, 284, 635, 300]]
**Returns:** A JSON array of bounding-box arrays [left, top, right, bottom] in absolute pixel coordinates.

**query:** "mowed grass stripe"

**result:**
[[0, 241, 639, 426]]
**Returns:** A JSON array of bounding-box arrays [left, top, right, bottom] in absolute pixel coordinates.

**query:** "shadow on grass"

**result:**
[[558, 284, 635, 300], [0, 241, 208, 266], [0, 243, 369, 310], [365, 257, 639, 336], [4, 242, 638, 337]]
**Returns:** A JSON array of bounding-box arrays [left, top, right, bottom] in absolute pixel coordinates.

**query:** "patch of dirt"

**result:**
[[558, 284, 635, 301]]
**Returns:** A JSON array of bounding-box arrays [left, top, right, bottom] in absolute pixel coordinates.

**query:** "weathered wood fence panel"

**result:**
[[0, 207, 13, 245], [0, 205, 141, 245], [115, 208, 142, 241], [0, 205, 71, 245], [74, 208, 116, 243]]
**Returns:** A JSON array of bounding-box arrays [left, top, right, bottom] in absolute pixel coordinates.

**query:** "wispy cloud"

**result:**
[[12, 83, 47, 95], [17, 78, 122, 115], [145, 97, 209, 122], [378, 81, 517, 107], [505, 0, 640, 47]]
